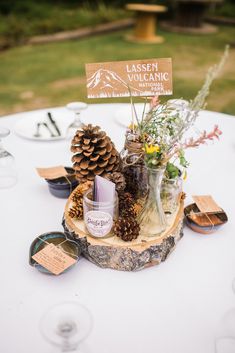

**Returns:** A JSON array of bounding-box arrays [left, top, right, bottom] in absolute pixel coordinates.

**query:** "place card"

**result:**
[[86, 58, 172, 98], [93, 175, 115, 203], [32, 243, 77, 275], [36, 166, 67, 180], [192, 195, 222, 214]]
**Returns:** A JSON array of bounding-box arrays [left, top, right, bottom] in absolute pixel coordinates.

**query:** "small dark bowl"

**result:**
[[29, 231, 81, 274], [45, 167, 78, 198], [184, 203, 228, 234]]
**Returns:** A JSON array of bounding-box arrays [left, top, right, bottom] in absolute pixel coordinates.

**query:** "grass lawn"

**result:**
[[0, 25, 234, 116]]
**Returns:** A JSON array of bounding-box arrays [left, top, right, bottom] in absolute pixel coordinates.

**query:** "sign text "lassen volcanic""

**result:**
[[126, 63, 169, 82]]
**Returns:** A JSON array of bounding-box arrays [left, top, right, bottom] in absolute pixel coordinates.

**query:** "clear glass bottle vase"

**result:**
[[139, 166, 167, 237]]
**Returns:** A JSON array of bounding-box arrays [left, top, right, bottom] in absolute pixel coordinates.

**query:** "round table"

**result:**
[[1, 103, 235, 353]]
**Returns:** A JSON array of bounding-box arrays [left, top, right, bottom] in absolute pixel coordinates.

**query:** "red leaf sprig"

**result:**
[[163, 125, 222, 164], [182, 125, 222, 149]]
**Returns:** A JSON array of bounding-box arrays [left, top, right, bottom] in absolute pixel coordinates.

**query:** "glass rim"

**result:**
[[83, 188, 118, 207], [0, 127, 10, 138]]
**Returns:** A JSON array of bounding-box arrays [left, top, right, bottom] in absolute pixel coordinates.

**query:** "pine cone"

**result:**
[[119, 192, 137, 218], [119, 192, 135, 210], [71, 124, 120, 182], [114, 217, 140, 242], [72, 191, 82, 203], [72, 181, 93, 202], [120, 207, 136, 219], [105, 172, 126, 193], [68, 199, 83, 219]]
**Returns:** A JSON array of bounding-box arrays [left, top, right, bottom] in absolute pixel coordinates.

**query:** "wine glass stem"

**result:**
[[75, 113, 81, 125], [0, 139, 4, 151], [0, 139, 6, 156], [61, 338, 76, 352]]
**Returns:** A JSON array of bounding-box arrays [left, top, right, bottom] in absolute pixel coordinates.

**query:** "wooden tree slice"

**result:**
[[63, 193, 184, 271]]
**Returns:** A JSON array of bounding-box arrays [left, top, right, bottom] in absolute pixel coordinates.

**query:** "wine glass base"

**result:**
[[39, 302, 93, 353], [47, 343, 90, 353]]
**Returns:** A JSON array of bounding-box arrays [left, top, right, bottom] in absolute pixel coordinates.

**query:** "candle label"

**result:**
[[36, 166, 67, 180], [32, 243, 77, 275], [192, 195, 222, 213], [85, 58, 172, 98], [85, 211, 113, 237]]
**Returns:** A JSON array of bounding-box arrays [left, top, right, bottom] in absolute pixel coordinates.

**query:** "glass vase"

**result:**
[[139, 166, 167, 237], [161, 177, 182, 217], [120, 132, 148, 200]]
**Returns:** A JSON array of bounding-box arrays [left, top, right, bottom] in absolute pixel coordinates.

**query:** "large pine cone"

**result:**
[[71, 124, 120, 182], [114, 217, 140, 242]]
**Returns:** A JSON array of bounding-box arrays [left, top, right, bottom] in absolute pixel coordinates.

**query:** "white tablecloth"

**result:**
[[1, 104, 235, 353]]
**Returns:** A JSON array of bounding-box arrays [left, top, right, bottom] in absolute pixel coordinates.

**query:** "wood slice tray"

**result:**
[[63, 195, 184, 271]]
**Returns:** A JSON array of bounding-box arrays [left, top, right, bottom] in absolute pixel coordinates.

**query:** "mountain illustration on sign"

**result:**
[[87, 69, 142, 97]]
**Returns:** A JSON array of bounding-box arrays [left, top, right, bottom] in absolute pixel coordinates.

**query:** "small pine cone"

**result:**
[[114, 217, 140, 242], [68, 199, 83, 219], [119, 205, 136, 219], [73, 181, 93, 199], [72, 191, 82, 203], [105, 172, 126, 193], [71, 124, 120, 182], [119, 192, 135, 210]]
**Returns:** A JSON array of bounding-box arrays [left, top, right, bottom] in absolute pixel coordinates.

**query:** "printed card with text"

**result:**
[[86, 58, 172, 98], [32, 243, 77, 275], [36, 165, 67, 180], [192, 195, 222, 214]]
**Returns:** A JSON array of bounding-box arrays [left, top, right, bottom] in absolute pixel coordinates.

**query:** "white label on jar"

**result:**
[[85, 211, 113, 238]]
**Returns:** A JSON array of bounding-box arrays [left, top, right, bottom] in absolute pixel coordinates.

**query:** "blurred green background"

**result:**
[[0, 0, 234, 116]]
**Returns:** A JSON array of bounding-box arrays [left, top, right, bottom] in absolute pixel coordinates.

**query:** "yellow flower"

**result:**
[[128, 123, 138, 130], [183, 170, 187, 180], [145, 144, 160, 154]]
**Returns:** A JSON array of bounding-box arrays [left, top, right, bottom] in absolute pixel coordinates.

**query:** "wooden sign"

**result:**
[[192, 195, 222, 214], [85, 58, 172, 98]]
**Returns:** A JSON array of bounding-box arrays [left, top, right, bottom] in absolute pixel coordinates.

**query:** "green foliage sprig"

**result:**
[[135, 46, 229, 169], [190, 45, 229, 112]]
